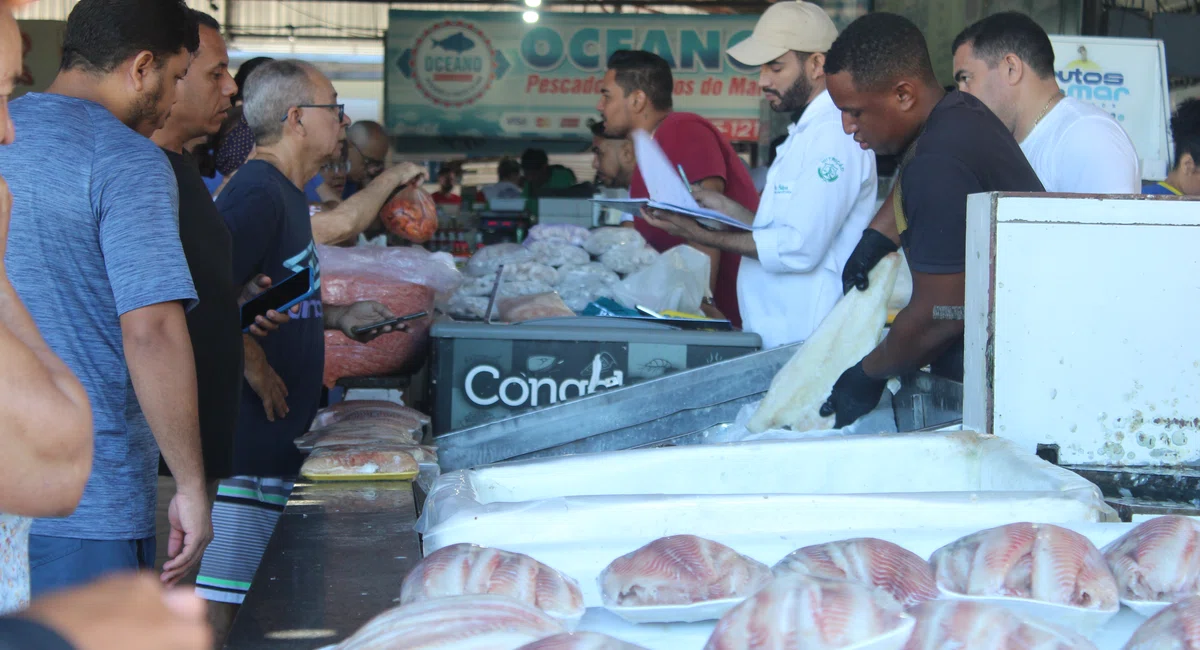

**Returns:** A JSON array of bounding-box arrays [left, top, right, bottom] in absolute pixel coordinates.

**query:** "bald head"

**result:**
[[346, 120, 389, 182]]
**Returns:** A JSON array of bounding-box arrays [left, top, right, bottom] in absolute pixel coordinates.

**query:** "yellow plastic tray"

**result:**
[[301, 469, 418, 482]]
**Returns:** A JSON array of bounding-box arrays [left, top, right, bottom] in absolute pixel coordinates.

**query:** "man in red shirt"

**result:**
[[597, 50, 758, 328], [431, 167, 462, 206]]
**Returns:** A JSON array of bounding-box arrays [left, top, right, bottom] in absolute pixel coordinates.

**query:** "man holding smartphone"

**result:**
[[198, 59, 423, 644]]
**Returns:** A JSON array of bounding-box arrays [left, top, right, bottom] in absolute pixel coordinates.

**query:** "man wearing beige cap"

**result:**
[[643, 1, 876, 348]]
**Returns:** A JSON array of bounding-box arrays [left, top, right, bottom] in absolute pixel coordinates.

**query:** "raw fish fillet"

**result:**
[[308, 428, 422, 449], [773, 537, 938, 609], [599, 535, 773, 607], [314, 400, 431, 427], [515, 632, 647, 650], [1104, 516, 1200, 603], [402, 544, 585, 628], [930, 523, 1118, 610], [748, 253, 901, 433], [332, 594, 564, 649], [1124, 596, 1200, 650], [704, 574, 909, 650], [316, 443, 437, 464], [300, 446, 418, 478], [904, 600, 1096, 650]]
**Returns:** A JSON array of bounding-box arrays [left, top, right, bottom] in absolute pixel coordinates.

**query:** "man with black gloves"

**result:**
[[820, 12, 1044, 427]]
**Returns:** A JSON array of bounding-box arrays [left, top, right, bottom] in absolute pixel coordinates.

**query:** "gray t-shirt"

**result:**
[[0, 94, 197, 539]]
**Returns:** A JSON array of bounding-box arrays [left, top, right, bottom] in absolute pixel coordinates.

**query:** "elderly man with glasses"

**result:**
[[196, 59, 425, 645]]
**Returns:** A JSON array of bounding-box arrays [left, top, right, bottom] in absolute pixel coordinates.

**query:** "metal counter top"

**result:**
[[225, 480, 420, 650]]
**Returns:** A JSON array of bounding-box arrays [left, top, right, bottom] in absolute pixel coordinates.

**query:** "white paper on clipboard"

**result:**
[[588, 130, 757, 231]]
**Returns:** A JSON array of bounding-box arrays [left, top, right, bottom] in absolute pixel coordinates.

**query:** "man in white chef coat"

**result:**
[[642, 1, 877, 348], [952, 12, 1140, 193]]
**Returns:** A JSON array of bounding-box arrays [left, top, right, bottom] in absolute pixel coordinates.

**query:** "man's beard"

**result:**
[[128, 77, 167, 133], [767, 74, 812, 114]]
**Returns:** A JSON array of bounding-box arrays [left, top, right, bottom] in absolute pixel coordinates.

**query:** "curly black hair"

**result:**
[[1172, 98, 1200, 169], [824, 12, 938, 92]]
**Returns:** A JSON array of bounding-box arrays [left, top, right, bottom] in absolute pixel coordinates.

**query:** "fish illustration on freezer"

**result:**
[[331, 594, 564, 649], [773, 537, 938, 610], [515, 632, 648, 650], [599, 535, 772, 607], [401, 543, 586, 629], [1103, 516, 1200, 604], [433, 32, 476, 54], [930, 522, 1119, 610], [903, 600, 1097, 650], [704, 574, 912, 650], [1123, 595, 1200, 650]]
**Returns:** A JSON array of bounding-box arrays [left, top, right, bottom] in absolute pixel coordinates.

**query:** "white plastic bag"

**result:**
[[526, 223, 589, 247], [526, 241, 590, 269], [584, 227, 644, 256], [558, 263, 621, 288], [446, 292, 489, 320], [499, 280, 556, 298], [600, 244, 659, 275], [459, 274, 499, 297], [466, 243, 533, 277], [504, 261, 559, 286], [611, 245, 710, 314]]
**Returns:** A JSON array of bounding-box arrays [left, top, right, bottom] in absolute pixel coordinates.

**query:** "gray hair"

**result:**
[[243, 59, 317, 145]]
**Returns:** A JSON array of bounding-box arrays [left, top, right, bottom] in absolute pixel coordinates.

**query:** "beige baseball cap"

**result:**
[[726, 1, 839, 66]]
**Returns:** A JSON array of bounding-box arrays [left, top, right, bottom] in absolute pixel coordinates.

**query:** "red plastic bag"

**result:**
[[380, 185, 438, 244]]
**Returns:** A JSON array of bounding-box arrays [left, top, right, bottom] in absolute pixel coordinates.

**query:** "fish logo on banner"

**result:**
[[408, 20, 498, 108]]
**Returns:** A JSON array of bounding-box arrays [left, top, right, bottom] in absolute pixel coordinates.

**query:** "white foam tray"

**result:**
[[417, 432, 1117, 607]]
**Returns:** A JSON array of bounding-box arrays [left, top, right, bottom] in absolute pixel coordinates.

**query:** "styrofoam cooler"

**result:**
[[416, 431, 1117, 608]]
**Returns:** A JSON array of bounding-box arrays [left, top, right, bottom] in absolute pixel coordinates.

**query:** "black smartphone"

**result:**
[[240, 268, 315, 331], [350, 311, 428, 337]]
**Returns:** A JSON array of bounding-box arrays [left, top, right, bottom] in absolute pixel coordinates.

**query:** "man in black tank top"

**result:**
[[820, 12, 1044, 428]]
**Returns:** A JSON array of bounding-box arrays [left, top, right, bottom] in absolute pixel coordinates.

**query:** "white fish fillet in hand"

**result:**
[[1103, 516, 1200, 604], [930, 522, 1119, 610], [773, 537, 938, 610], [903, 600, 1096, 650], [401, 544, 585, 628], [705, 574, 911, 650], [747, 253, 901, 433], [1124, 595, 1200, 650], [515, 632, 648, 650], [332, 594, 565, 649], [599, 535, 772, 607]]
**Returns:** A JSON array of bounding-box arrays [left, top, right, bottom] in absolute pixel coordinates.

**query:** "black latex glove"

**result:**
[[819, 361, 888, 429], [842, 228, 899, 294]]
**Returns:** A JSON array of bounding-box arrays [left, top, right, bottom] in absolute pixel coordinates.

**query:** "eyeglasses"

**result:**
[[281, 103, 346, 123], [348, 138, 386, 171]]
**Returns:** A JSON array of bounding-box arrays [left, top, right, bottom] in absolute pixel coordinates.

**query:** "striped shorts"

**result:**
[[195, 476, 293, 604]]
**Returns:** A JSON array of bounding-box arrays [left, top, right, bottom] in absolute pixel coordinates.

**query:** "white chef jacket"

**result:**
[[738, 90, 878, 349], [1020, 97, 1140, 193]]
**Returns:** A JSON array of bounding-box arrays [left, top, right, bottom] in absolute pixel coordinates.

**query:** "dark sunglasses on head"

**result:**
[[281, 103, 346, 123]]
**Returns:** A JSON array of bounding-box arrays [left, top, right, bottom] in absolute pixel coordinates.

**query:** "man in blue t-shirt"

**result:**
[[1145, 99, 1200, 197], [0, 0, 210, 597], [196, 59, 421, 634]]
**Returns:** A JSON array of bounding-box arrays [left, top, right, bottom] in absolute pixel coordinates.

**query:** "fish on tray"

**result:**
[[773, 537, 938, 609], [930, 522, 1119, 610], [331, 594, 564, 649], [300, 445, 418, 478], [704, 574, 910, 650], [313, 399, 431, 428], [316, 443, 437, 464], [1123, 595, 1200, 650], [515, 632, 648, 650], [402, 544, 585, 628], [903, 600, 1097, 650], [1104, 516, 1200, 604], [599, 535, 773, 607], [309, 427, 422, 449]]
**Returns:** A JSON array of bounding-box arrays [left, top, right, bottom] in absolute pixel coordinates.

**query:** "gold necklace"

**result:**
[[1023, 91, 1063, 141]]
